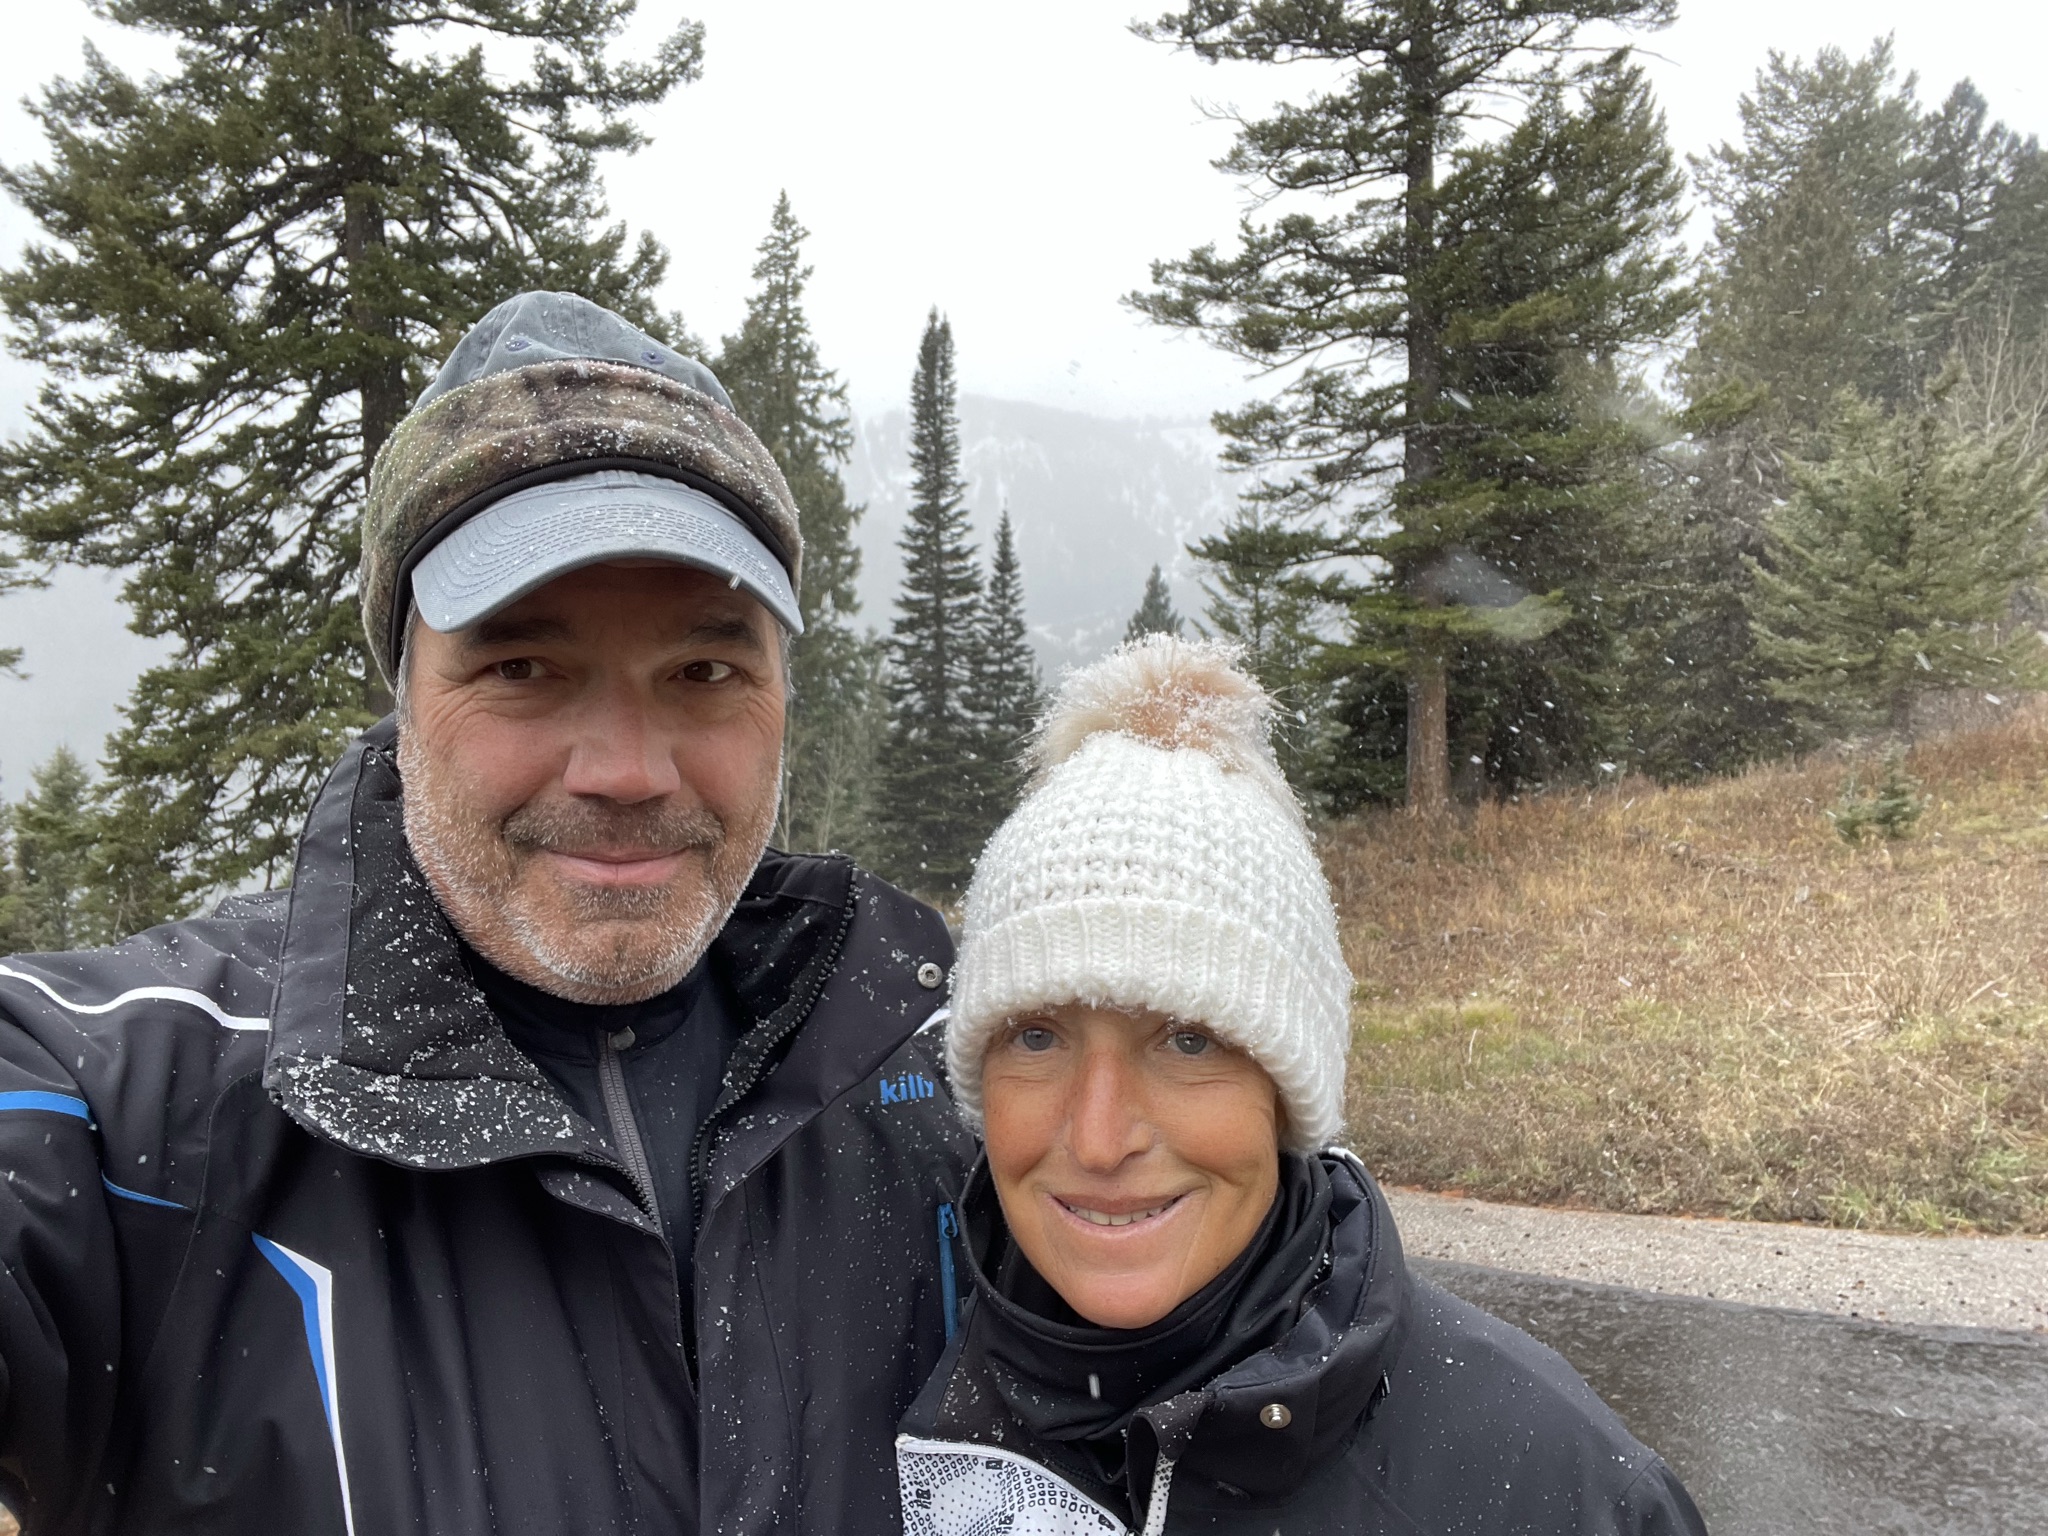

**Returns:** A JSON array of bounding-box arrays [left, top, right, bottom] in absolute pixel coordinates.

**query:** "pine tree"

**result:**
[[3, 748, 102, 953], [1124, 564, 1184, 642], [1748, 397, 2048, 738], [1378, 62, 1687, 798], [1911, 81, 2032, 354], [1136, 4, 1687, 812], [1690, 47, 2048, 431], [713, 194, 882, 857], [1665, 49, 2047, 774], [1976, 141, 2048, 326], [1686, 41, 1928, 441], [1187, 506, 1335, 790], [0, 1, 702, 930], [875, 311, 986, 900], [1616, 411, 1799, 779], [967, 511, 1043, 827]]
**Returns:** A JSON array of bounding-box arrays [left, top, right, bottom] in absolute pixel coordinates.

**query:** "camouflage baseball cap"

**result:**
[[359, 291, 805, 687]]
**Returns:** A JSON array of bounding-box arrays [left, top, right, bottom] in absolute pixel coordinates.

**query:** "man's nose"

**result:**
[[559, 683, 684, 803], [1065, 1045, 1151, 1173]]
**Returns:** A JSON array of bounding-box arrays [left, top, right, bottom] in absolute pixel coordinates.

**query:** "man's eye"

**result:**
[[1168, 1030, 1213, 1057], [681, 659, 737, 684], [1015, 1027, 1058, 1053], [495, 658, 536, 681]]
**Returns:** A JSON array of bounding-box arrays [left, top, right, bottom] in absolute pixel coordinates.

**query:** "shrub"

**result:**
[[1830, 754, 1927, 843]]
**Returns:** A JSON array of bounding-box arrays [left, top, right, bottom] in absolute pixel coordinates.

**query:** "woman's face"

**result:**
[[980, 1002, 1281, 1330]]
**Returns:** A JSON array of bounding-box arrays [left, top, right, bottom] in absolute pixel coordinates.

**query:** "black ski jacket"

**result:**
[[0, 719, 975, 1535], [899, 1154, 1707, 1536]]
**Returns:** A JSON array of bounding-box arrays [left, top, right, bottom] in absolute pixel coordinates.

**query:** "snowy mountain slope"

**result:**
[[843, 394, 1238, 672]]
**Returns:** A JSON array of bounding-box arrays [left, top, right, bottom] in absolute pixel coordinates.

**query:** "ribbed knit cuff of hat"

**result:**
[[948, 897, 1348, 1154]]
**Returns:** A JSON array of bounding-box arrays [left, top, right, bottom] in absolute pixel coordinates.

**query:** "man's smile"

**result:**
[[537, 848, 694, 888]]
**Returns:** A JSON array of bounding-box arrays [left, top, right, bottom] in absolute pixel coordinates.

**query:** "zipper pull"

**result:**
[[597, 1027, 660, 1225], [936, 1203, 961, 1342]]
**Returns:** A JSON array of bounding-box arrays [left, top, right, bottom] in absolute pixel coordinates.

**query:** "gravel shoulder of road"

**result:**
[[1385, 1187, 2048, 1332]]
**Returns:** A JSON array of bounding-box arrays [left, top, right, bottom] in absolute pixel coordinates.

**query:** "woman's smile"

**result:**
[[1050, 1190, 1190, 1231]]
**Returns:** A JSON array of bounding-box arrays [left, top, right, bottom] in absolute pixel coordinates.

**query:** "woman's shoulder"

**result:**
[[1350, 1269, 1705, 1534], [1393, 1270, 1642, 1440]]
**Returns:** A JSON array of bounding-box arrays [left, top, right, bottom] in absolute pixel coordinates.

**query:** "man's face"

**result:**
[[398, 561, 786, 1005]]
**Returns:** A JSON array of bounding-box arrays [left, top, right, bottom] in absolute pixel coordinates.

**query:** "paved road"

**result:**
[[1422, 1260, 2048, 1536], [1390, 1188, 2048, 1331]]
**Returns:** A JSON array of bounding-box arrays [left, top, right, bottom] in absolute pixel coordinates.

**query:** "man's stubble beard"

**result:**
[[397, 729, 779, 1005]]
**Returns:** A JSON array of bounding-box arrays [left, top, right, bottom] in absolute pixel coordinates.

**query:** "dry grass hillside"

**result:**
[[1327, 708, 2048, 1233]]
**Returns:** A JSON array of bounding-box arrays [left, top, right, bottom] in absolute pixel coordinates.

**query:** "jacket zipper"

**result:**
[[597, 1028, 661, 1227], [598, 1027, 700, 1377]]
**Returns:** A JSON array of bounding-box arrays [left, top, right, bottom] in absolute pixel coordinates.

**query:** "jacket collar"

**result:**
[[1142, 1151, 1411, 1499], [925, 1150, 1411, 1507], [262, 719, 880, 1176], [958, 1153, 1334, 1452]]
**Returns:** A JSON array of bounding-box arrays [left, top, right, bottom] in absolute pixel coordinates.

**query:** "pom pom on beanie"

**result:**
[[947, 634, 1354, 1153]]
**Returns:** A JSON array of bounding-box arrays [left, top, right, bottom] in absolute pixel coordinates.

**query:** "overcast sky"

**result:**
[[1, 1, 2046, 778], [2, 1, 2045, 427]]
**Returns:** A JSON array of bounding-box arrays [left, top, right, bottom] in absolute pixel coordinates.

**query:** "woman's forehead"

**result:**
[[1027, 1000, 1173, 1026]]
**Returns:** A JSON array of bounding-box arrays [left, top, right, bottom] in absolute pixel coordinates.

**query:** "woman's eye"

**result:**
[[1016, 1027, 1058, 1053], [1168, 1030, 1213, 1057], [495, 658, 536, 681], [682, 659, 737, 684]]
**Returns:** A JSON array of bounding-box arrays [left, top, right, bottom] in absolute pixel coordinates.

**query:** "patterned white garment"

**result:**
[[896, 1435, 1128, 1536]]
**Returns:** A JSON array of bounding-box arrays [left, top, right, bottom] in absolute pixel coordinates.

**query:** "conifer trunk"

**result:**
[[344, 187, 405, 717], [338, 0, 401, 716], [1401, 20, 1450, 814], [333, 0, 407, 469], [336, 0, 405, 715], [343, 201, 407, 464], [1406, 628, 1451, 812]]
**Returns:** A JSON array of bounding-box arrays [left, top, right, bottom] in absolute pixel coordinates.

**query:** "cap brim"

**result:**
[[410, 469, 803, 638]]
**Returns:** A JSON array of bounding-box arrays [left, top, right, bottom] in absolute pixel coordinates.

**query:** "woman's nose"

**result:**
[[1065, 1046, 1151, 1172]]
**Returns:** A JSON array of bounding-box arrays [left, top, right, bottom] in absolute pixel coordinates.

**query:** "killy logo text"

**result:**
[[879, 1072, 937, 1106]]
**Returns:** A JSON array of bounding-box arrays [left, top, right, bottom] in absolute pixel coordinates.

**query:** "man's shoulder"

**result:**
[[0, 894, 284, 1051], [0, 897, 283, 1187]]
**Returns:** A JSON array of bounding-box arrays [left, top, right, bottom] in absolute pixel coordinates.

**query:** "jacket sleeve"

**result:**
[[0, 1009, 122, 1525], [1619, 1453, 1711, 1536]]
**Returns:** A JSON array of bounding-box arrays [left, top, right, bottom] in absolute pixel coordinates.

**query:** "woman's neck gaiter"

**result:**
[[961, 1152, 1333, 1448]]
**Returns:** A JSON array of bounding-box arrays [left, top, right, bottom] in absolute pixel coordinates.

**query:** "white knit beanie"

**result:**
[[948, 635, 1354, 1153]]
